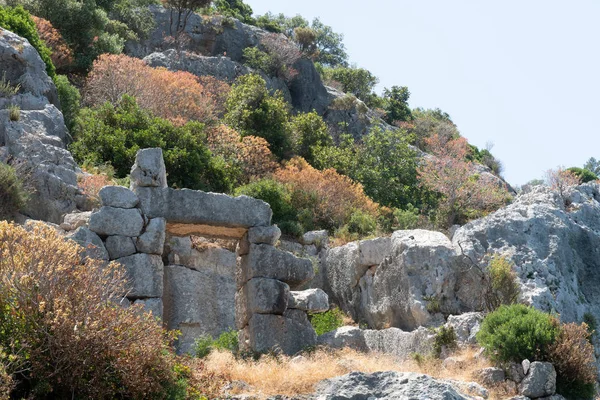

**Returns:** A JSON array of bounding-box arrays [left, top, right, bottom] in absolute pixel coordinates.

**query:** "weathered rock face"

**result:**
[[518, 361, 556, 398], [322, 231, 468, 330], [0, 29, 82, 224], [318, 326, 435, 360], [454, 184, 600, 324], [315, 371, 475, 400]]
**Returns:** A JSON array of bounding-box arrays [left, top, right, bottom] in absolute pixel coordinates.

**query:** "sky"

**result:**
[[245, 0, 600, 186]]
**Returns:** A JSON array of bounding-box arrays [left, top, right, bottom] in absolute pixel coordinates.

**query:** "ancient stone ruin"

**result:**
[[86, 148, 329, 354]]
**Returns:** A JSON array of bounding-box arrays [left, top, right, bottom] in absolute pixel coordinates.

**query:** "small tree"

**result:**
[[545, 167, 581, 201], [288, 111, 331, 163], [483, 255, 520, 311], [162, 0, 211, 35], [294, 26, 317, 56], [383, 85, 412, 124], [417, 134, 509, 227]]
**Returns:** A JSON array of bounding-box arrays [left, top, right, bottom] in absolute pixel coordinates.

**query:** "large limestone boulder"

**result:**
[[89, 206, 144, 237], [323, 230, 464, 330], [519, 361, 556, 398], [318, 326, 435, 360], [315, 371, 474, 400], [0, 29, 81, 223], [239, 244, 314, 288], [116, 253, 164, 299]]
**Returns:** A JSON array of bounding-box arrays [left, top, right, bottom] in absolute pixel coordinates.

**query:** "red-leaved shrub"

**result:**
[[32, 16, 73, 70], [84, 54, 229, 125]]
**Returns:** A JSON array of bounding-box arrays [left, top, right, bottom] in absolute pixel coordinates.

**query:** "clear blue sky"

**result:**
[[246, 0, 600, 186]]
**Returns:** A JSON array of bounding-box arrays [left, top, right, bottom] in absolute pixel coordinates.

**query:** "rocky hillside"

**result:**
[[0, 1, 598, 399]]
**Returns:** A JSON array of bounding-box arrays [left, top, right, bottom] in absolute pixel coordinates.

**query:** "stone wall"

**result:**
[[84, 148, 329, 355]]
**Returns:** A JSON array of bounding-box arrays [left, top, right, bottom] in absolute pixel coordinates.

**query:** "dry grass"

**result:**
[[198, 347, 512, 399]]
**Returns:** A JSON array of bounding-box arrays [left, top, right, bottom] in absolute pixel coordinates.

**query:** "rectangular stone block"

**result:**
[[239, 244, 314, 287], [89, 206, 144, 237], [247, 310, 317, 355], [135, 187, 272, 232], [116, 253, 164, 299]]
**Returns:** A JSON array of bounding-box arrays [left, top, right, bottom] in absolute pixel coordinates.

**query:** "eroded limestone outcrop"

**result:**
[[0, 28, 81, 223]]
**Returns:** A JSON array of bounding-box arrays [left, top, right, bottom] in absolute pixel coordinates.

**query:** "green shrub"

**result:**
[[234, 179, 297, 225], [53, 75, 80, 133], [484, 255, 520, 311], [433, 326, 457, 357], [277, 220, 304, 238], [71, 95, 232, 192], [7, 104, 19, 121], [346, 209, 377, 235], [583, 312, 597, 336], [193, 329, 238, 359], [393, 205, 421, 230], [0, 163, 28, 219], [309, 308, 344, 336], [567, 167, 598, 183], [0, 5, 55, 77], [242, 46, 276, 75], [0, 72, 20, 98], [288, 111, 331, 164], [224, 74, 291, 159], [476, 304, 559, 363]]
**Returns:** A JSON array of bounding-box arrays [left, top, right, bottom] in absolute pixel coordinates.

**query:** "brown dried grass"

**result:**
[[199, 347, 503, 399]]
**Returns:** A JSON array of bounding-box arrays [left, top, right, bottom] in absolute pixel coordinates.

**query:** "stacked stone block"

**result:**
[[86, 147, 329, 356], [88, 184, 166, 319]]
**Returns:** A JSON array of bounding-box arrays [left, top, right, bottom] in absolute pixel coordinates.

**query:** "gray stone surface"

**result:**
[[288, 288, 329, 312], [0, 28, 58, 106], [239, 244, 314, 287], [445, 313, 483, 345], [474, 367, 505, 386], [105, 235, 137, 260], [314, 371, 473, 400], [323, 230, 461, 330], [163, 264, 235, 351], [519, 361, 556, 398], [165, 235, 237, 276], [67, 226, 109, 261], [116, 253, 164, 299], [136, 217, 166, 254], [0, 29, 79, 223], [318, 326, 435, 361], [246, 309, 317, 355], [89, 206, 144, 237], [300, 230, 329, 247], [60, 211, 91, 231], [136, 186, 272, 230], [133, 298, 163, 319], [99, 185, 139, 208], [244, 278, 290, 315], [130, 148, 168, 190], [248, 225, 281, 245], [507, 362, 526, 384]]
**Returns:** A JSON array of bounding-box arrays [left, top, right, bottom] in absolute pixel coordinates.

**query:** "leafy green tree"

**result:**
[[224, 74, 291, 159], [322, 66, 379, 107], [567, 167, 598, 183], [288, 111, 331, 163], [234, 179, 297, 226], [584, 157, 600, 176], [9, 0, 157, 70], [53, 75, 81, 133], [383, 86, 412, 124], [71, 95, 232, 192], [213, 0, 254, 24], [311, 17, 348, 67], [0, 5, 55, 77]]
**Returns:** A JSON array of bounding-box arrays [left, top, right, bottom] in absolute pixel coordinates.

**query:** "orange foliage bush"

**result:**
[[0, 222, 176, 399], [418, 134, 509, 227], [274, 157, 378, 229], [84, 54, 229, 125], [32, 16, 73, 70], [207, 124, 278, 183], [78, 173, 113, 207]]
